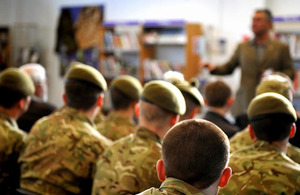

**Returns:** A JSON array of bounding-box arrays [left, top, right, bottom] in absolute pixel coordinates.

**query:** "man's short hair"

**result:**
[[204, 80, 231, 108], [162, 119, 230, 189], [0, 87, 25, 108], [110, 87, 132, 110], [256, 9, 273, 22], [250, 113, 294, 142], [65, 79, 103, 111]]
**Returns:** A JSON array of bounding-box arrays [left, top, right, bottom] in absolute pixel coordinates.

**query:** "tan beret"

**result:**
[[256, 74, 293, 101], [0, 68, 35, 96], [248, 92, 296, 122], [111, 75, 142, 101], [141, 80, 186, 115], [173, 79, 204, 106], [65, 62, 107, 91]]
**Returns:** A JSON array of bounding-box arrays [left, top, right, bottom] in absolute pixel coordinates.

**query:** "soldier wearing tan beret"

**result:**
[[92, 80, 186, 195], [220, 92, 300, 194], [0, 68, 35, 194], [19, 62, 112, 195], [95, 75, 142, 141]]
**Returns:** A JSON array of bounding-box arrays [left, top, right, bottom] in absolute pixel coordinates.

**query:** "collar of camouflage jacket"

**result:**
[[0, 110, 19, 129], [136, 127, 161, 144], [62, 106, 95, 127], [254, 140, 284, 154], [159, 177, 204, 195]]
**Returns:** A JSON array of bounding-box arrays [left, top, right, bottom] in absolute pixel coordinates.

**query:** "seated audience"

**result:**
[[138, 119, 232, 195], [203, 80, 239, 138], [92, 80, 186, 195], [96, 75, 142, 141], [219, 92, 300, 194], [19, 62, 112, 195], [0, 68, 34, 194]]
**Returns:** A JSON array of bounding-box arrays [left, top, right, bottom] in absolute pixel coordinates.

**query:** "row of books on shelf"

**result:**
[[104, 31, 140, 52], [143, 28, 186, 45], [143, 59, 183, 80], [100, 57, 138, 78]]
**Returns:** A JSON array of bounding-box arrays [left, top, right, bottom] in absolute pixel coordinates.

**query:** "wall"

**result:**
[[0, 0, 267, 107]]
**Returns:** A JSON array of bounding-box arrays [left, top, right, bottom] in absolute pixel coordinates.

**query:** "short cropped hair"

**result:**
[[162, 119, 230, 189], [181, 91, 199, 120], [256, 9, 273, 22], [250, 113, 294, 142], [110, 87, 133, 110], [0, 87, 25, 108], [65, 79, 103, 111], [139, 100, 173, 127], [204, 80, 231, 108]]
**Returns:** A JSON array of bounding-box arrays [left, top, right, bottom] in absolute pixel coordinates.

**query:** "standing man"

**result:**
[[0, 68, 35, 194], [18, 63, 56, 132], [19, 63, 112, 195], [202, 9, 295, 117], [92, 80, 186, 195], [96, 75, 142, 141]]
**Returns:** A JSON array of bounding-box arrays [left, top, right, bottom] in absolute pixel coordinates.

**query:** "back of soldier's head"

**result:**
[[162, 119, 230, 189], [139, 80, 186, 123], [204, 80, 231, 108], [110, 75, 142, 110], [256, 73, 293, 101], [0, 68, 35, 108], [64, 62, 107, 111], [248, 92, 297, 142]]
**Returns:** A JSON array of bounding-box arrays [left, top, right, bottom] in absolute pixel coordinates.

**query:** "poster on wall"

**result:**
[[55, 5, 104, 76], [0, 27, 10, 71]]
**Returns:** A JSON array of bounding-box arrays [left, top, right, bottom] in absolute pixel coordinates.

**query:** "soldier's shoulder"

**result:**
[[137, 187, 162, 195]]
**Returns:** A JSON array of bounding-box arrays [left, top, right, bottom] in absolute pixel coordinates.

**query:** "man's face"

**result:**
[[252, 11, 271, 36]]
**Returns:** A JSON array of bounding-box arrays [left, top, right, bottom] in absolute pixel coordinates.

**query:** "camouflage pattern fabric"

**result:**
[[92, 127, 162, 195], [219, 140, 300, 195], [19, 107, 112, 195], [0, 111, 27, 194], [93, 110, 106, 125], [230, 128, 300, 164], [137, 177, 205, 195], [96, 112, 136, 141]]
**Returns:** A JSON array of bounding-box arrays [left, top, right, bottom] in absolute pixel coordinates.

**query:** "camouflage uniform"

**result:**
[[96, 111, 136, 141], [94, 110, 106, 125], [92, 127, 162, 195], [230, 128, 300, 164], [219, 140, 300, 195], [138, 177, 205, 195], [0, 111, 27, 193], [19, 107, 112, 195]]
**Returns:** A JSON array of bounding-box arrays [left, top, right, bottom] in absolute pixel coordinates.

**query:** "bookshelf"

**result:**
[[99, 21, 141, 80], [139, 20, 202, 82]]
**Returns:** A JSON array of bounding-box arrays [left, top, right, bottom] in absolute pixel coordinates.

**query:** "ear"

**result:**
[[189, 107, 199, 119], [156, 159, 166, 182], [218, 167, 232, 187], [170, 114, 179, 126], [226, 97, 234, 107], [248, 125, 256, 141], [289, 123, 296, 139], [97, 93, 104, 107], [135, 103, 140, 118], [62, 93, 67, 105], [204, 98, 208, 106]]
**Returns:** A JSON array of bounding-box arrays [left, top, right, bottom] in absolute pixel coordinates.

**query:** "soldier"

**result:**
[[138, 119, 232, 195], [219, 92, 300, 194], [0, 68, 34, 194], [92, 80, 186, 195], [96, 75, 142, 141], [203, 80, 240, 138], [230, 74, 300, 164], [19, 63, 112, 195]]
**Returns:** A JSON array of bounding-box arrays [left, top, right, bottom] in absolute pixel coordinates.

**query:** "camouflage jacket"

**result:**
[[219, 140, 300, 195], [229, 128, 300, 164], [96, 111, 136, 141], [92, 127, 162, 195], [93, 110, 106, 125], [19, 107, 112, 195], [137, 177, 205, 195], [0, 111, 27, 194]]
